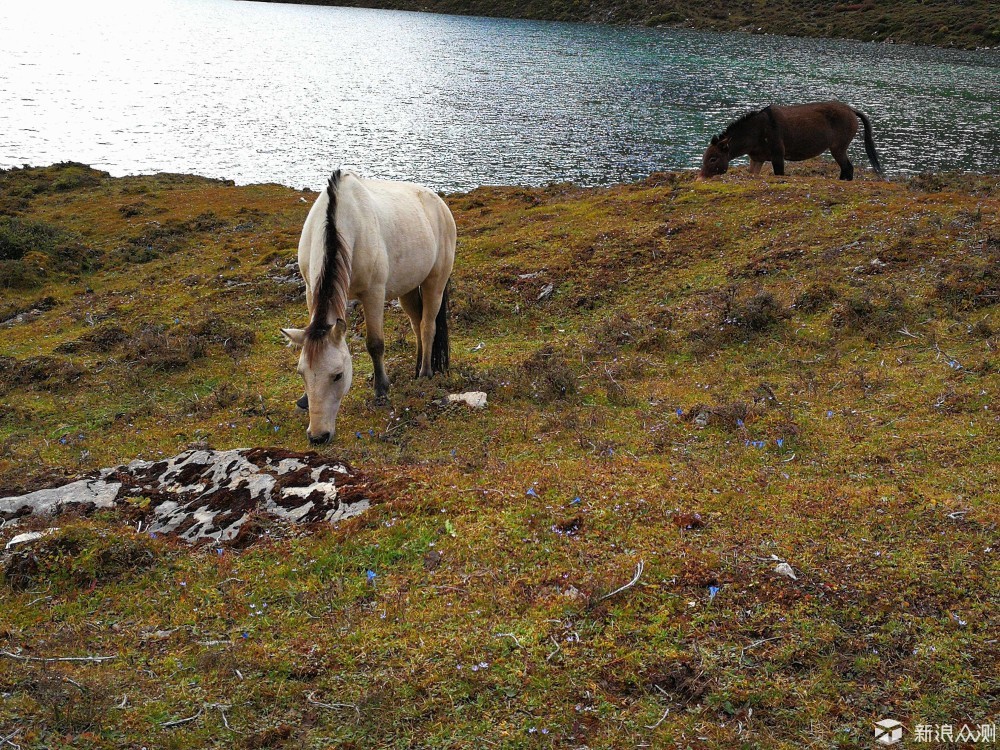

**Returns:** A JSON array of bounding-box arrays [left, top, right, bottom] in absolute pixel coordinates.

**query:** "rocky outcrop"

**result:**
[[0, 448, 373, 544]]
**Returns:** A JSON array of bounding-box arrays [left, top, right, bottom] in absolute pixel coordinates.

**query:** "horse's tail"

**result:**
[[431, 280, 450, 374], [852, 108, 884, 177]]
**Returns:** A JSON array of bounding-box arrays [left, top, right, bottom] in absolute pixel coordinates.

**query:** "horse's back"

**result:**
[[340, 173, 456, 297], [771, 101, 859, 159]]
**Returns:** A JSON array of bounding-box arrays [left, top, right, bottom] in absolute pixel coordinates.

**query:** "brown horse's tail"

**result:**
[[852, 108, 884, 177]]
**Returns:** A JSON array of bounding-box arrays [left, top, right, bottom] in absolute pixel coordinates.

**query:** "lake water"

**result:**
[[1, 0, 997, 192]]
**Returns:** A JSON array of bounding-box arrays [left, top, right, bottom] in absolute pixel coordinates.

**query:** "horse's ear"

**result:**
[[281, 328, 306, 347], [717, 137, 730, 153], [710, 135, 719, 145], [331, 318, 347, 343]]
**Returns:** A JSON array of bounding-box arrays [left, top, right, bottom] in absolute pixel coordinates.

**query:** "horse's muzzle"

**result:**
[[308, 431, 332, 445]]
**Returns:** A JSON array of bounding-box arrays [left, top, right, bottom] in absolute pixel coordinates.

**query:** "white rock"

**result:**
[[447, 391, 488, 409], [774, 562, 798, 580], [5, 529, 57, 550], [0, 479, 121, 517]]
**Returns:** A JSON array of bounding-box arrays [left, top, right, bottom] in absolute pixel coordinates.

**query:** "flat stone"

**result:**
[[0, 447, 373, 544]]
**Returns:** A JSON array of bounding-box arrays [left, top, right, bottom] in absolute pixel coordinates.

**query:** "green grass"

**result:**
[[0, 162, 997, 748]]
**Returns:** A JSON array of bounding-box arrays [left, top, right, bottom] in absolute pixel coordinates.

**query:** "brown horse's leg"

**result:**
[[399, 288, 424, 379], [831, 146, 854, 180], [749, 159, 765, 176]]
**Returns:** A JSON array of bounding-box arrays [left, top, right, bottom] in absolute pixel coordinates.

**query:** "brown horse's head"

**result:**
[[699, 135, 731, 178]]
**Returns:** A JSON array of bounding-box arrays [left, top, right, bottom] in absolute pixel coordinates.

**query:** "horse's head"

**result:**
[[281, 319, 353, 444], [699, 135, 731, 178]]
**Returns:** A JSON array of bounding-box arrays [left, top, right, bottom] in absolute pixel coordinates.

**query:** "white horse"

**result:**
[[281, 169, 456, 444]]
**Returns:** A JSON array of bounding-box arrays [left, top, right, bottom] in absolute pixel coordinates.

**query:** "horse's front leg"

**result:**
[[749, 159, 765, 176], [360, 290, 390, 401], [771, 147, 786, 176]]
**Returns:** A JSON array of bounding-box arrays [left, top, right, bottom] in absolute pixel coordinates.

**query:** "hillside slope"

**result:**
[[260, 0, 999, 49], [1, 162, 998, 748]]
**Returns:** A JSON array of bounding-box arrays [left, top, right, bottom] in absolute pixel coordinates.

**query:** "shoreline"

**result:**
[[252, 0, 998, 50]]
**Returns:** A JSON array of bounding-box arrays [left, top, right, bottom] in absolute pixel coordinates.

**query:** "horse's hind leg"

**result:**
[[360, 289, 391, 400], [832, 145, 854, 180], [415, 279, 446, 378], [399, 288, 424, 379]]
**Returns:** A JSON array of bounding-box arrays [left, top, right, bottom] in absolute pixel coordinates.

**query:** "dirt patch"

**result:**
[[4, 525, 157, 591], [831, 289, 915, 340], [688, 288, 789, 354], [516, 346, 579, 403], [0, 355, 85, 393]]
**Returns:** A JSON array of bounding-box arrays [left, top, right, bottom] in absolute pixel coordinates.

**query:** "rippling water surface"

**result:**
[[1, 0, 997, 191]]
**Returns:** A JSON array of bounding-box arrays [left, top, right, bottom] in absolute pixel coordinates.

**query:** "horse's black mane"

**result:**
[[304, 169, 349, 362], [716, 107, 772, 140]]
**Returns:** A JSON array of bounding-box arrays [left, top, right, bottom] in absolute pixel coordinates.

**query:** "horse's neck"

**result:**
[[727, 114, 768, 157]]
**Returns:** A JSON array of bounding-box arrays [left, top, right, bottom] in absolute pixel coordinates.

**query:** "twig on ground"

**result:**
[[596, 560, 645, 603], [306, 691, 361, 720], [546, 636, 561, 662], [495, 632, 524, 648], [160, 706, 204, 728], [205, 703, 236, 732], [0, 650, 115, 664], [740, 636, 784, 659], [645, 705, 670, 730], [1, 729, 21, 749]]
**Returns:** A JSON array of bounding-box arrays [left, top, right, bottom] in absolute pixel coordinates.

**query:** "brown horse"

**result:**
[[699, 101, 883, 180]]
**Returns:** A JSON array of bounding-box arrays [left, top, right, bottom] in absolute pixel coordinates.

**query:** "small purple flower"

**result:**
[[776, 438, 784, 448], [526, 487, 538, 497], [676, 407, 683, 416], [708, 585, 720, 601], [366, 569, 377, 583]]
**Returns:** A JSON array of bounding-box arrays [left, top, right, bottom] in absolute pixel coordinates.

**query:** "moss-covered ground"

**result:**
[[0, 162, 997, 748]]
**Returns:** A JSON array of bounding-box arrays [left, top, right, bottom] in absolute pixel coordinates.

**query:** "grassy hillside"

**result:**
[[261, 0, 1000, 49], [1, 161, 998, 748]]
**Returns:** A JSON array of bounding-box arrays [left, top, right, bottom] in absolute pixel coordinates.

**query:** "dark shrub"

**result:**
[[794, 283, 838, 313]]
